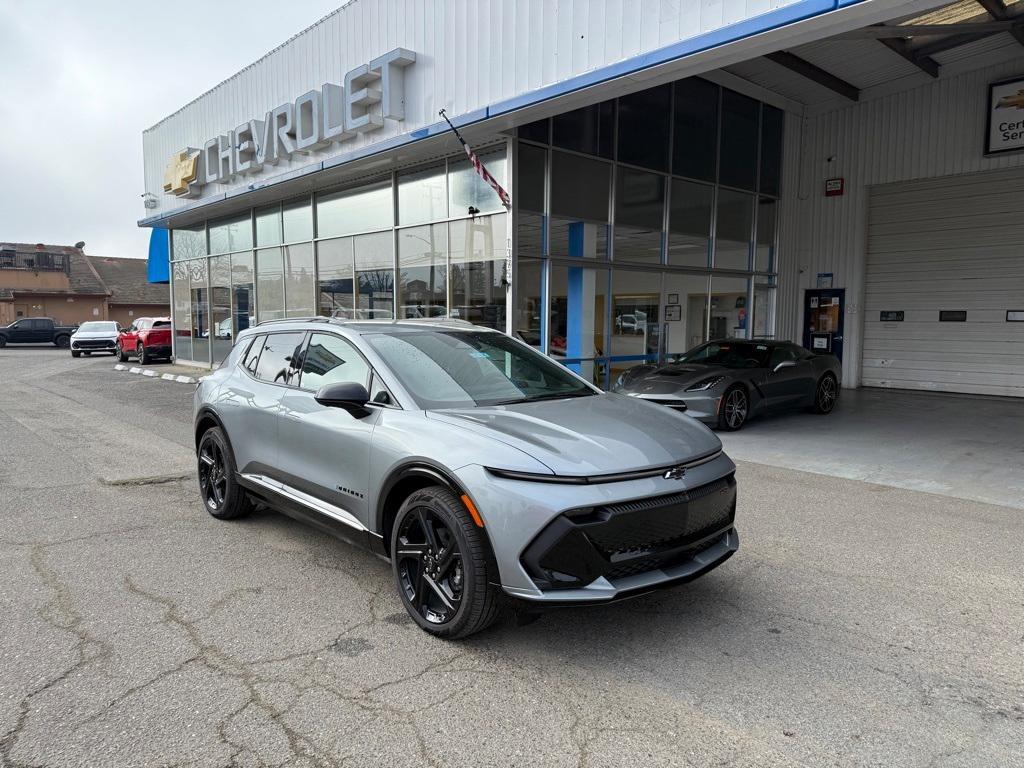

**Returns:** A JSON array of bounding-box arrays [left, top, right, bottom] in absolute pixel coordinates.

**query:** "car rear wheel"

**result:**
[[812, 374, 839, 414], [392, 486, 501, 639], [717, 386, 748, 431], [197, 427, 253, 520], [138, 343, 148, 365]]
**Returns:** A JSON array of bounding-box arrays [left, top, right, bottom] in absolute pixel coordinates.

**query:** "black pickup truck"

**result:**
[[0, 317, 78, 348]]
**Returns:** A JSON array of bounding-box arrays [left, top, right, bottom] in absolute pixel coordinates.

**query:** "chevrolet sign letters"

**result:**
[[164, 48, 415, 198]]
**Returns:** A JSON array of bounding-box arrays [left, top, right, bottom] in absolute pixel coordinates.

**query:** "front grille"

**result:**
[[521, 474, 737, 590], [74, 339, 114, 349]]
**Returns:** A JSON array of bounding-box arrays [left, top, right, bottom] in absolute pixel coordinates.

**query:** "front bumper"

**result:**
[[618, 391, 722, 424], [454, 451, 738, 604], [71, 338, 117, 350]]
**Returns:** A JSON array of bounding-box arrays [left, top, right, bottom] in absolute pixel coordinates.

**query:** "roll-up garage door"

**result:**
[[863, 167, 1024, 398]]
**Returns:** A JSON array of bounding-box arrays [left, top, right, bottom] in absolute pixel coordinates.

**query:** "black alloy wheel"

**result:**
[[718, 386, 749, 431], [138, 343, 148, 365], [813, 374, 839, 414], [55, 335, 69, 348], [116, 342, 128, 361], [197, 427, 253, 520], [392, 487, 500, 639]]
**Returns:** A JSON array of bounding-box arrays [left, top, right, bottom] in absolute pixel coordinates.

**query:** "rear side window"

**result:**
[[254, 332, 306, 385], [300, 332, 370, 391], [153, 320, 171, 328], [242, 335, 265, 375]]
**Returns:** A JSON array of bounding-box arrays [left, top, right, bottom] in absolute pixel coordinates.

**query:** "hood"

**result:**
[[620, 363, 731, 395], [72, 330, 119, 339], [427, 392, 721, 476]]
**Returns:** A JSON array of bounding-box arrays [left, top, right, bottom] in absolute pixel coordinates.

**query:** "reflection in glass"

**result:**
[[518, 119, 549, 144], [550, 151, 609, 259], [710, 275, 750, 340], [515, 258, 543, 348], [172, 225, 206, 260], [399, 224, 447, 319], [231, 252, 255, 338], [256, 248, 285, 322], [284, 243, 315, 317], [755, 198, 777, 273], [614, 167, 664, 264], [673, 78, 719, 182], [317, 179, 393, 238], [317, 237, 354, 318], [354, 231, 394, 319], [617, 84, 670, 171], [552, 101, 614, 158], [398, 163, 447, 225], [719, 90, 759, 191], [282, 197, 313, 243], [517, 142, 545, 259], [450, 214, 506, 330], [669, 179, 713, 267], [549, 264, 608, 386], [714, 189, 753, 270], [208, 213, 252, 254], [210, 255, 233, 363], [172, 261, 191, 360], [449, 147, 507, 215], [255, 204, 282, 246], [300, 333, 370, 391], [188, 258, 210, 363]]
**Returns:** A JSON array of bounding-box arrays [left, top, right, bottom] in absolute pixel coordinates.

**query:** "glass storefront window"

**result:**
[[172, 261, 191, 360], [188, 258, 210, 363], [208, 213, 252, 255], [714, 189, 753, 270], [284, 243, 315, 317], [609, 269, 660, 382], [614, 167, 664, 264], [354, 231, 394, 319], [753, 283, 776, 339], [755, 198, 777, 273], [172, 224, 206, 260], [398, 163, 447, 226], [673, 78, 719, 182], [317, 237, 354, 318], [317, 179, 393, 238], [449, 147, 507, 216], [719, 90, 760, 191], [210, 255, 233, 363], [518, 119, 549, 144], [256, 247, 285, 322], [617, 84, 670, 171], [760, 105, 784, 197], [398, 224, 447, 319], [517, 142, 545, 259], [552, 101, 614, 158], [231, 252, 255, 337], [550, 151, 609, 260], [450, 214, 507, 330], [668, 179, 713, 268], [255, 204, 282, 246], [549, 264, 608, 386], [282, 197, 313, 243], [663, 273, 709, 355], [710, 275, 750, 340], [515, 257, 543, 348]]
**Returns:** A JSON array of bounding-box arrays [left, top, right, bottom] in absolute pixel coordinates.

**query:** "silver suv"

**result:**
[[193, 318, 739, 638]]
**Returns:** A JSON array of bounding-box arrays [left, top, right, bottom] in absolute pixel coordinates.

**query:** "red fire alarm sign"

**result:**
[[825, 177, 844, 196]]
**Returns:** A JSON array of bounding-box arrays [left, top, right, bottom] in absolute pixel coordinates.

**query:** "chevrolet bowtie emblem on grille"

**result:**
[[663, 466, 686, 480]]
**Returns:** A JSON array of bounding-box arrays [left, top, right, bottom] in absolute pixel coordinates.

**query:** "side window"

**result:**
[[254, 332, 306, 385], [769, 346, 798, 369], [300, 333, 370, 392], [30, 319, 46, 330], [242, 335, 265, 376]]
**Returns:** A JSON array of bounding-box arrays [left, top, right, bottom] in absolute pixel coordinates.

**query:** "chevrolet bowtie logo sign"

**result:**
[[996, 89, 1024, 110], [163, 150, 203, 198]]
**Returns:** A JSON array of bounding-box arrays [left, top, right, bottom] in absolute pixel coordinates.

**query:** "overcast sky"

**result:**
[[0, 0, 343, 259]]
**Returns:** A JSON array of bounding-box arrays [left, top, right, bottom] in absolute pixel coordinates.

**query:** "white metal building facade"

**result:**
[[140, 0, 1024, 399]]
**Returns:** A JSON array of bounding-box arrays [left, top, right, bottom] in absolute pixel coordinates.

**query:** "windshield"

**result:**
[[673, 341, 770, 369], [78, 322, 118, 333], [366, 330, 596, 409]]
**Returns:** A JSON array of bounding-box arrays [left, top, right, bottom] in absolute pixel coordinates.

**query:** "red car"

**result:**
[[116, 317, 173, 364]]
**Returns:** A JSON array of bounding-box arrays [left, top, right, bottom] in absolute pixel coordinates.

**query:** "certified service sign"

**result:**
[[987, 76, 1024, 155]]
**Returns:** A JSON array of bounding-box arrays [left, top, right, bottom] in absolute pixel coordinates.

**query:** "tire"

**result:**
[[71, 350, 81, 358], [83, 351, 92, 356], [116, 342, 128, 362], [137, 343, 148, 366], [717, 385, 749, 431], [0, 336, 6, 348], [54, 335, 70, 348], [391, 486, 501, 639], [197, 427, 253, 520], [812, 373, 839, 415]]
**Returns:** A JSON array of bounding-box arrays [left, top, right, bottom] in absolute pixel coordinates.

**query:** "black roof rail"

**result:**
[[253, 316, 335, 327]]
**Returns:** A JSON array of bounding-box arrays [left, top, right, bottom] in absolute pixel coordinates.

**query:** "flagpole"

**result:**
[[439, 109, 511, 210]]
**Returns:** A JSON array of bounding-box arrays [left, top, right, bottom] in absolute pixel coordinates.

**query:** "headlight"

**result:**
[[686, 376, 725, 392], [613, 372, 627, 390]]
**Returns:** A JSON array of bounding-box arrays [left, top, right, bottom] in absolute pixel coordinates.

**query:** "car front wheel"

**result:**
[[116, 342, 128, 362], [392, 487, 501, 639], [71, 350, 81, 358], [717, 386, 749, 431], [197, 427, 253, 520]]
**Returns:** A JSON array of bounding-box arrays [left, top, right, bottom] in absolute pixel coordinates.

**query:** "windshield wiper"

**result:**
[[489, 390, 594, 406]]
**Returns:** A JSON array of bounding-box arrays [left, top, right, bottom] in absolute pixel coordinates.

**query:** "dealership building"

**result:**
[[139, 0, 1024, 398]]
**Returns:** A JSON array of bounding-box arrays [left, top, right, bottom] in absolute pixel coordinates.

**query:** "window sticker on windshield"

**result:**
[[469, 351, 490, 359]]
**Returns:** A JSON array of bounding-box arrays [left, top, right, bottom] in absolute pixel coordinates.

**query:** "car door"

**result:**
[[9, 320, 32, 343], [122, 320, 141, 352], [32, 319, 53, 342], [277, 331, 380, 532], [217, 331, 306, 478], [763, 344, 818, 410]]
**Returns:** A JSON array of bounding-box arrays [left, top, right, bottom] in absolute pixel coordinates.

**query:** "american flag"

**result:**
[[439, 109, 511, 209]]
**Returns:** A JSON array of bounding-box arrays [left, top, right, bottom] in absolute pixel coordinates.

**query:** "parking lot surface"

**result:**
[[1, 348, 1021, 767]]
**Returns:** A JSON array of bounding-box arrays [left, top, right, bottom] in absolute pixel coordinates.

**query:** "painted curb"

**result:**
[[112, 364, 197, 385]]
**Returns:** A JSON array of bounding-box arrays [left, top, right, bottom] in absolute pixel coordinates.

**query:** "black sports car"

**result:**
[[612, 339, 841, 430]]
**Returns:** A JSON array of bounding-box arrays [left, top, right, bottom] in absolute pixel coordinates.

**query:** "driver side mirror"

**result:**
[[773, 360, 797, 373], [314, 381, 371, 417]]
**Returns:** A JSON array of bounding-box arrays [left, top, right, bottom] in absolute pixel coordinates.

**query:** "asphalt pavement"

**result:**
[[0, 348, 1020, 767]]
